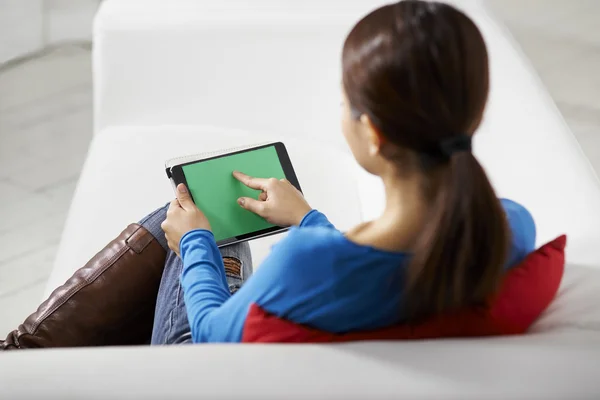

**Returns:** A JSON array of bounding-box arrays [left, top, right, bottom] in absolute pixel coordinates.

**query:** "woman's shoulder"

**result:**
[[253, 227, 354, 298], [273, 226, 407, 269], [267, 226, 375, 271], [500, 198, 537, 266], [500, 198, 532, 215], [280, 226, 349, 254], [500, 199, 535, 234]]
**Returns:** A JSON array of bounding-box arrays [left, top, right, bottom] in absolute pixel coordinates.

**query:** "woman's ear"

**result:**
[[360, 114, 384, 156]]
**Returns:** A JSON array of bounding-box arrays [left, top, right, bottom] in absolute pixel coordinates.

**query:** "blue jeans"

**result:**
[[139, 205, 253, 344]]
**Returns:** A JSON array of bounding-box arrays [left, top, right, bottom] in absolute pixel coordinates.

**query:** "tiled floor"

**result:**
[[0, 1, 599, 336], [0, 0, 100, 64], [0, 45, 93, 333], [487, 0, 600, 174]]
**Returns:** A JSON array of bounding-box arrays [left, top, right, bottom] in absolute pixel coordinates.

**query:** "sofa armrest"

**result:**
[[2, 335, 600, 399]]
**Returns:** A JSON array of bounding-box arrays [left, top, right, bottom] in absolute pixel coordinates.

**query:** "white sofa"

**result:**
[[2, 0, 600, 398]]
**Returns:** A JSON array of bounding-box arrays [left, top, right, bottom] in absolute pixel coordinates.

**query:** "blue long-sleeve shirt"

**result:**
[[179, 198, 536, 343]]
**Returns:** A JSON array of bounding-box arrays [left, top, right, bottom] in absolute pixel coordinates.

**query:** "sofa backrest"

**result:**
[[94, 0, 600, 266]]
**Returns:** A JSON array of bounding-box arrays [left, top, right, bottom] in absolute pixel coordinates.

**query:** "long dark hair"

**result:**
[[342, 0, 510, 321]]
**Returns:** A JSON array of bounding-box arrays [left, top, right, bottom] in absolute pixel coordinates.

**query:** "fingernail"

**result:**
[[237, 198, 244, 205], [178, 184, 187, 193]]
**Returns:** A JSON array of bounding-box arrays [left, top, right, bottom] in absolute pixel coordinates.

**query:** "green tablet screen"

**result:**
[[181, 145, 286, 242]]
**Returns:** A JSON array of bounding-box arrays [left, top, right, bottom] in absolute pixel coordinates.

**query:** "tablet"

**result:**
[[166, 142, 301, 247]]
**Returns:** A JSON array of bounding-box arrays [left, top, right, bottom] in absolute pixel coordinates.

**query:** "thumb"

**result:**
[[176, 184, 194, 210], [237, 197, 266, 217]]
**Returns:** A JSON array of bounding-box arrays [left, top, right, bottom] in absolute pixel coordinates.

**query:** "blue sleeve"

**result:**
[[299, 209, 336, 229], [501, 199, 536, 268], [179, 227, 339, 342], [236, 228, 338, 324], [179, 230, 233, 342]]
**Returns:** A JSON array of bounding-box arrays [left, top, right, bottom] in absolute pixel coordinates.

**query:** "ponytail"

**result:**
[[339, 0, 504, 321], [404, 152, 510, 322]]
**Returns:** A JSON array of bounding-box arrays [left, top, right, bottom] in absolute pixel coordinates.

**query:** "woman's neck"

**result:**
[[346, 168, 427, 252]]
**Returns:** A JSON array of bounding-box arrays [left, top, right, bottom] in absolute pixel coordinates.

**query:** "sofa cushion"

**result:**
[[242, 236, 566, 342]]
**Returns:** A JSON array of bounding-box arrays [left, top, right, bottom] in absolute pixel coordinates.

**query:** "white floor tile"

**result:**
[[542, 50, 600, 110], [0, 85, 91, 134], [557, 102, 600, 125], [0, 245, 57, 298], [0, 47, 91, 111], [572, 124, 600, 177], [5, 154, 83, 192], [488, 0, 597, 31], [558, 102, 600, 176], [505, 25, 590, 78], [27, 108, 93, 162], [0, 179, 30, 207], [0, 149, 47, 180], [4, 109, 89, 190], [0, 192, 61, 235], [46, 0, 100, 43], [0, 213, 65, 264], [39, 178, 78, 208], [0, 0, 44, 64], [0, 281, 47, 338], [535, 3, 600, 46]]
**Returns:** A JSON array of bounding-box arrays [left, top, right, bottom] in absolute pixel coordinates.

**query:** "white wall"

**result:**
[[0, 0, 100, 64]]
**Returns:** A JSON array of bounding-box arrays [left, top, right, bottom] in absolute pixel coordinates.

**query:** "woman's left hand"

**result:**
[[161, 184, 211, 256]]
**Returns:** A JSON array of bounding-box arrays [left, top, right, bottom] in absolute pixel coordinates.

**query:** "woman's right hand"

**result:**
[[233, 171, 312, 227]]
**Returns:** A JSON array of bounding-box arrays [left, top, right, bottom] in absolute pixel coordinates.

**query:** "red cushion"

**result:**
[[242, 235, 566, 343]]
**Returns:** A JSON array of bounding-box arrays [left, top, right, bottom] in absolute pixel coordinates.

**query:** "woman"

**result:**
[[2, 0, 535, 348]]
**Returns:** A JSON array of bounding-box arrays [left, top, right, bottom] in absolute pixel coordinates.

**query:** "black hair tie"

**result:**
[[438, 134, 472, 158]]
